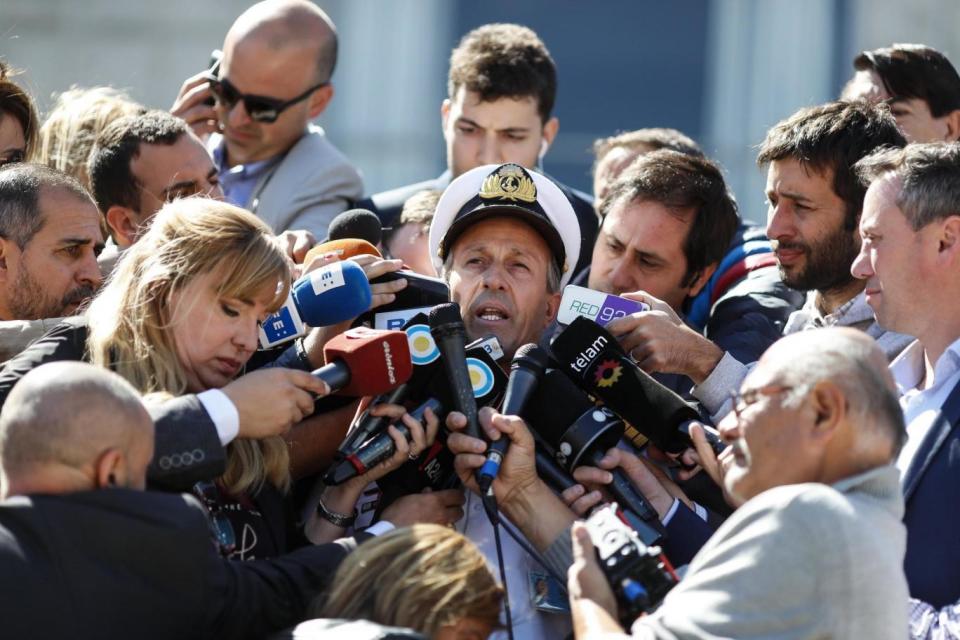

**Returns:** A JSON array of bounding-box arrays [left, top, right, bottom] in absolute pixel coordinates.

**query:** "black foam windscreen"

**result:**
[[428, 301, 462, 329], [328, 208, 383, 245], [523, 369, 596, 448]]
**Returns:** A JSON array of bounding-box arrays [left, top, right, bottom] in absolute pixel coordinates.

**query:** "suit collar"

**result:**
[[902, 379, 960, 502]]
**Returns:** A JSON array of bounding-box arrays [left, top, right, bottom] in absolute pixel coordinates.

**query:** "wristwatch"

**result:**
[[316, 496, 356, 528]]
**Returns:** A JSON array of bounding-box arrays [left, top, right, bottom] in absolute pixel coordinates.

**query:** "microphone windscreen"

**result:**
[[512, 343, 550, 372], [428, 301, 463, 330], [304, 238, 381, 264], [328, 208, 383, 245], [523, 369, 596, 449], [293, 260, 372, 327], [323, 327, 413, 396]]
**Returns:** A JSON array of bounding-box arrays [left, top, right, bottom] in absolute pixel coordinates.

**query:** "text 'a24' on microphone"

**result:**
[[327, 208, 383, 246], [524, 369, 666, 545], [314, 327, 412, 396], [428, 302, 480, 439], [476, 343, 549, 493], [259, 259, 372, 349], [324, 397, 443, 485], [336, 312, 442, 460], [303, 237, 381, 264], [551, 316, 725, 455]]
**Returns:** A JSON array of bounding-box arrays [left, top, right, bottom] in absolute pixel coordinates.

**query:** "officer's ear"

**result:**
[[541, 116, 559, 148]]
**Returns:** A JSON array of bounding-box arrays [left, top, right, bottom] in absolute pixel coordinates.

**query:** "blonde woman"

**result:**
[[290, 524, 503, 640]]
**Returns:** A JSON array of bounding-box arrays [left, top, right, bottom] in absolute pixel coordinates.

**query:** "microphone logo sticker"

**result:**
[[406, 324, 440, 365], [309, 261, 346, 295], [466, 357, 495, 398], [381, 340, 397, 385], [593, 359, 622, 388], [569, 335, 608, 373]]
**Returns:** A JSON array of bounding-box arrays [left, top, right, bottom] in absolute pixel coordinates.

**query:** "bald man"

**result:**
[[172, 0, 362, 238], [564, 328, 909, 638], [0, 362, 358, 640]]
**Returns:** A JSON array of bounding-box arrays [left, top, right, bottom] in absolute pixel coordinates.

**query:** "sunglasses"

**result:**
[[206, 75, 327, 124]]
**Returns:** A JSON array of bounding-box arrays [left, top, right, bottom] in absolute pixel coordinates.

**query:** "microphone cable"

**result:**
[[481, 489, 514, 640]]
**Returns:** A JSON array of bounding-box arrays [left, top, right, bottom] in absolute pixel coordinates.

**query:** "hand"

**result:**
[[447, 407, 539, 508], [569, 522, 620, 624], [606, 290, 724, 384], [171, 70, 219, 138], [221, 368, 328, 439], [381, 488, 466, 527], [683, 423, 742, 508], [278, 230, 317, 265], [562, 448, 686, 520], [349, 254, 407, 310]]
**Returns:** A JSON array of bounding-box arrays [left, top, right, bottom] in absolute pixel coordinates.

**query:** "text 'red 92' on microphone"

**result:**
[[476, 343, 549, 493], [429, 302, 480, 439], [327, 208, 383, 246], [524, 369, 665, 545], [315, 327, 412, 396], [551, 317, 724, 455], [259, 260, 373, 349]]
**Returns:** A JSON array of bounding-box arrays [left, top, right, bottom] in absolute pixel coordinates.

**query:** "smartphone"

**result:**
[[556, 284, 648, 326], [202, 50, 223, 107]]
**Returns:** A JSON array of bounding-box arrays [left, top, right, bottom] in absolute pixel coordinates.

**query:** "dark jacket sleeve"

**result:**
[[146, 395, 227, 491], [0, 317, 89, 409], [205, 537, 358, 640]]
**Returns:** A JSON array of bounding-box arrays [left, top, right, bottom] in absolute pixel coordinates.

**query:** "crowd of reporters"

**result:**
[[1, 1, 960, 638]]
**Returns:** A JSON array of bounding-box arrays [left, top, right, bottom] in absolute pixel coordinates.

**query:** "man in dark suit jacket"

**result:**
[[850, 142, 960, 634], [357, 24, 598, 276], [0, 361, 356, 640]]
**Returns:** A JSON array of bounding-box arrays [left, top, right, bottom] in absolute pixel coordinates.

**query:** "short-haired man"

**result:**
[[89, 110, 222, 251], [0, 164, 103, 324], [361, 23, 598, 275], [564, 328, 909, 638], [0, 361, 362, 640], [592, 127, 703, 203], [842, 43, 960, 143], [618, 101, 911, 421], [851, 142, 960, 637], [429, 162, 581, 638], [382, 188, 439, 276], [172, 0, 362, 238]]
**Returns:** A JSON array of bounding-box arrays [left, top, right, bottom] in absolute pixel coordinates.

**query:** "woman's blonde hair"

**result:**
[[87, 198, 293, 495], [315, 524, 503, 636], [36, 86, 144, 190]]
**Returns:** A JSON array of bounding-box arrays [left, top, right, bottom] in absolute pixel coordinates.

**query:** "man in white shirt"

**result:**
[[850, 141, 960, 636]]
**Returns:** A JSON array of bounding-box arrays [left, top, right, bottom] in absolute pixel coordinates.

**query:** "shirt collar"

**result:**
[[889, 335, 960, 394], [212, 138, 280, 178]]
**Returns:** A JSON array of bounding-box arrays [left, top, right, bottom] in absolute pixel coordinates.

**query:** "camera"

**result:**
[[584, 503, 677, 625]]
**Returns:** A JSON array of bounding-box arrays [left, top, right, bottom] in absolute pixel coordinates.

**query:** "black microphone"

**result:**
[[325, 398, 443, 485], [429, 303, 480, 439], [327, 208, 383, 246], [476, 343, 549, 493], [551, 317, 725, 455], [524, 369, 666, 545]]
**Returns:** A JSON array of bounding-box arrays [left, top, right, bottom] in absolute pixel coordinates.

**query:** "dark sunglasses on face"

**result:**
[[206, 75, 327, 124]]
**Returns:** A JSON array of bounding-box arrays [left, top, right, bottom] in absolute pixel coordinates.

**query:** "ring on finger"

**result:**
[[408, 450, 419, 461]]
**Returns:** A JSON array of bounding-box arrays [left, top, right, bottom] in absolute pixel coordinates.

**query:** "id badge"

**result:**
[[528, 570, 570, 613]]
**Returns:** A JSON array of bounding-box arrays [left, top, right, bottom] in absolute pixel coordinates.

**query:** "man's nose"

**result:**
[[850, 243, 873, 281], [765, 203, 795, 242]]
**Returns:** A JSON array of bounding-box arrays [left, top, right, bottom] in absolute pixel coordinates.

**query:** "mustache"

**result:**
[[61, 285, 97, 309], [773, 240, 808, 253]]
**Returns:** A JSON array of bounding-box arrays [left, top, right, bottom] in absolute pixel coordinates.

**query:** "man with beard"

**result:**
[[609, 101, 911, 422], [0, 164, 102, 324]]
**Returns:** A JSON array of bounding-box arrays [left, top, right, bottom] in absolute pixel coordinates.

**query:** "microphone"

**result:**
[[324, 397, 443, 485], [314, 327, 412, 396], [336, 313, 443, 460], [551, 317, 725, 455], [357, 271, 450, 331], [303, 238, 381, 264], [524, 369, 666, 545], [476, 343, 549, 493], [259, 260, 372, 349], [429, 303, 479, 439], [327, 208, 383, 246]]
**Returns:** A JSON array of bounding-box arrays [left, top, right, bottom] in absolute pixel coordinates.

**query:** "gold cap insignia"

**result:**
[[479, 164, 537, 203]]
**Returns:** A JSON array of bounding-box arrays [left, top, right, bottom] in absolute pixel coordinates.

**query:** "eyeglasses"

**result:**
[[206, 75, 327, 124], [729, 385, 802, 420]]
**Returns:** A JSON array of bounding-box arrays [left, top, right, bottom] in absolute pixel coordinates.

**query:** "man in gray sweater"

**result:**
[[448, 327, 909, 639]]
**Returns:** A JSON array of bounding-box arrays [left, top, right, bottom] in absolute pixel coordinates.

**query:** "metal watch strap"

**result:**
[[316, 496, 356, 528]]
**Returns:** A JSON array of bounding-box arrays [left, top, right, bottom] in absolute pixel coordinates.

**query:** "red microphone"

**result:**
[[316, 327, 412, 396], [304, 238, 381, 264]]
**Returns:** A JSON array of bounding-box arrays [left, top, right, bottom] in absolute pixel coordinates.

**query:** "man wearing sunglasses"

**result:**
[[171, 0, 362, 239]]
